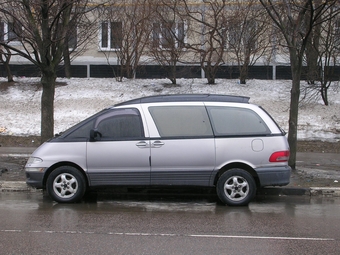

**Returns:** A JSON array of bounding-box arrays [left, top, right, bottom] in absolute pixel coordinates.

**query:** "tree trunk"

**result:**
[[63, 46, 72, 78], [206, 74, 215, 84], [4, 62, 14, 82], [1, 48, 14, 82], [287, 56, 302, 170], [204, 65, 215, 84], [305, 24, 321, 84], [320, 84, 329, 106], [239, 64, 248, 84], [305, 46, 319, 84], [239, 53, 250, 84], [169, 64, 177, 85], [40, 72, 57, 144], [125, 65, 133, 79], [306, 0, 322, 85]]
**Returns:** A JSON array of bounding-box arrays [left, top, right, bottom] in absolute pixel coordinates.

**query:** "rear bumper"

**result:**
[[255, 165, 291, 187]]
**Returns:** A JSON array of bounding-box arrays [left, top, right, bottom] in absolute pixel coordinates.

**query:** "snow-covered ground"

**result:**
[[0, 77, 339, 142]]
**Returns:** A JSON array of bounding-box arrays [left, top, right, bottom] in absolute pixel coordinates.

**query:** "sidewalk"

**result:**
[[0, 147, 340, 197]]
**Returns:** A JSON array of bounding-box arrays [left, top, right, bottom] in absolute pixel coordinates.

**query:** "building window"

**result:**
[[67, 26, 77, 50], [0, 21, 21, 43], [0, 21, 4, 42], [56, 23, 77, 50], [152, 21, 186, 49], [8, 22, 19, 41], [335, 19, 340, 48], [100, 21, 122, 50], [225, 20, 257, 50]]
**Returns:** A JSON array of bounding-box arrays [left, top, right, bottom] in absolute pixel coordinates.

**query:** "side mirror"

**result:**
[[90, 129, 102, 142]]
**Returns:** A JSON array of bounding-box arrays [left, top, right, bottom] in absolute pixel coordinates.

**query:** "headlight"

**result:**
[[26, 157, 43, 164]]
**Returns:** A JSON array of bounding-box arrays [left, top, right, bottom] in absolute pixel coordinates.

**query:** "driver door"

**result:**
[[86, 108, 150, 186]]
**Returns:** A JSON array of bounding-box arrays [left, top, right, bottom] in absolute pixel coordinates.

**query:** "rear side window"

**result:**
[[149, 106, 213, 137], [207, 106, 270, 136]]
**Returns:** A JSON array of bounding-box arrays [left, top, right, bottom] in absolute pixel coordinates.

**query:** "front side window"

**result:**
[[95, 108, 144, 140], [100, 21, 122, 50], [207, 106, 270, 136], [149, 106, 213, 137]]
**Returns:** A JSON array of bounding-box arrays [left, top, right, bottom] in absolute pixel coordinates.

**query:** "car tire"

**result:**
[[47, 166, 86, 203], [216, 169, 256, 206]]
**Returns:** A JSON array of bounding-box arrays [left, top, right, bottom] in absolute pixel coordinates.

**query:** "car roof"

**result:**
[[115, 94, 250, 106]]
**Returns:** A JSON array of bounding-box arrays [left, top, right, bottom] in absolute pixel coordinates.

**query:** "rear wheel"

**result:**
[[47, 166, 86, 203], [216, 169, 256, 206]]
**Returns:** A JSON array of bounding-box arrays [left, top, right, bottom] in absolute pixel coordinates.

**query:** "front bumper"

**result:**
[[25, 170, 45, 189]]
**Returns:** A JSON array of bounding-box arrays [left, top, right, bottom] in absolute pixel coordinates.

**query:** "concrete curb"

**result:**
[[0, 181, 35, 192], [257, 187, 310, 196], [1, 181, 340, 197], [310, 187, 340, 197], [258, 187, 340, 197], [257, 187, 340, 197]]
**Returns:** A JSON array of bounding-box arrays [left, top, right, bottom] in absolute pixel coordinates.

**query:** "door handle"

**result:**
[[152, 141, 164, 147], [136, 141, 149, 148]]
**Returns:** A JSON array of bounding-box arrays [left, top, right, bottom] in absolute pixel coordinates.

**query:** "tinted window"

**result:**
[[65, 119, 95, 139], [207, 106, 270, 136], [63, 109, 108, 139], [95, 108, 144, 140], [149, 106, 213, 137]]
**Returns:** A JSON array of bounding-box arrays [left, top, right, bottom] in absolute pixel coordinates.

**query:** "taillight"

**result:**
[[269, 151, 290, 162]]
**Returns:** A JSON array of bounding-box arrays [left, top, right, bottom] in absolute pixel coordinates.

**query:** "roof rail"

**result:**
[[115, 94, 250, 106]]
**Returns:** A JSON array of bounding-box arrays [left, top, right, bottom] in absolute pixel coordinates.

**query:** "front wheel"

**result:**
[[216, 169, 256, 206], [46, 166, 86, 203]]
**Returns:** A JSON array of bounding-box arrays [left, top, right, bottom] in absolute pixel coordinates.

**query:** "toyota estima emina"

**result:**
[[25, 94, 291, 206]]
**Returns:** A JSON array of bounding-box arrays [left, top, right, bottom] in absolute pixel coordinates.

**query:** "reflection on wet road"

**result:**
[[0, 192, 339, 254]]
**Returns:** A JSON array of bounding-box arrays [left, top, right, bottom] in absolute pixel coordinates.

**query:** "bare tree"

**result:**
[[305, 1, 322, 85], [226, 0, 272, 84], [63, 3, 101, 78], [149, 0, 187, 84], [302, 5, 340, 105], [0, 0, 102, 143], [100, 0, 153, 81], [318, 8, 340, 105], [63, 15, 78, 78], [175, 0, 228, 84], [260, 0, 339, 169]]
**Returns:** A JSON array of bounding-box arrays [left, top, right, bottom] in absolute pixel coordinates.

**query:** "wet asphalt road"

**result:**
[[0, 192, 339, 254]]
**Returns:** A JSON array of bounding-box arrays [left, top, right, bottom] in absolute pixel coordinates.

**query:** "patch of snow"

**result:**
[[0, 77, 339, 142]]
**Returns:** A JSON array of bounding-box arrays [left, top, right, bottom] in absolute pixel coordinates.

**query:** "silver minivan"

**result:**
[[25, 94, 291, 206]]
